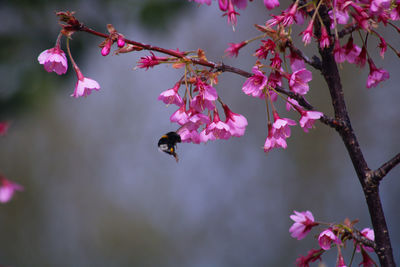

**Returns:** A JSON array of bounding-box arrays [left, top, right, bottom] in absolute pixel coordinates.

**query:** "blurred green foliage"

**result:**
[[138, 1, 190, 31]]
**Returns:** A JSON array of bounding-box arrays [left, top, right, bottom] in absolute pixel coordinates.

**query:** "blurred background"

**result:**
[[0, 0, 399, 266]]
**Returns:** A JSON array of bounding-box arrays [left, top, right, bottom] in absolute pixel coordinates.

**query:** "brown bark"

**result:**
[[316, 6, 396, 266]]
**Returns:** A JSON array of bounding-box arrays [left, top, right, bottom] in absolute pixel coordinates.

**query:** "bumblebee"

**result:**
[[158, 132, 181, 162]]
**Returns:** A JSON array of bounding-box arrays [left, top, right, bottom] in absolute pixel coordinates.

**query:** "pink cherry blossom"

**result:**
[[200, 128, 216, 143], [282, 2, 299, 26], [287, 51, 306, 72], [219, 0, 229, 10], [270, 53, 282, 69], [264, 113, 296, 152], [344, 37, 361, 63], [359, 249, 375, 267], [294, 8, 306, 25], [289, 210, 318, 240], [0, 176, 24, 203], [232, 0, 248, 9], [349, 3, 371, 29], [366, 59, 389, 88], [264, 0, 279, 10], [158, 82, 184, 107], [205, 110, 231, 140], [329, 8, 350, 25], [177, 127, 192, 143], [361, 228, 375, 242], [72, 77, 100, 98], [224, 1, 239, 27], [355, 46, 367, 67], [223, 104, 248, 137], [319, 26, 330, 48], [178, 123, 210, 144], [190, 80, 218, 112], [377, 35, 387, 58], [300, 20, 314, 45], [299, 110, 323, 132], [184, 113, 211, 131], [272, 112, 296, 140], [370, 0, 391, 15], [71, 67, 100, 98], [64, 39, 100, 98], [191, 130, 206, 144], [264, 123, 288, 152], [213, 0, 249, 27], [390, 2, 400, 20], [266, 15, 283, 27], [170, 105, 189, 125], [267, 71, 282, 96], [318, 228, 340, 250], [334, 40, 346, 63], [354, 12, 371, 30], [178, 127, 203, 144], [38, 46, 68, 75], [225, 41, 247, 57], [286, 97, 301, 111], [254, 39, 276, 59], [295, 249, 324, 267], [190, 94, 215, 112], [242, 66, 268, 98], [289, 68, 312, 95], [0, 121, 10, 136], [336, 252, 347, 267]]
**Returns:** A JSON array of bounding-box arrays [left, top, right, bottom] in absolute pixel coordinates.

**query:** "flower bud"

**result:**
[[117, 35, 125, 48], [101, 39, 113, 56]]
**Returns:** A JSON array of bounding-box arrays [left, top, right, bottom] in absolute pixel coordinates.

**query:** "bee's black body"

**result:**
[[158, 132, 181, 161]]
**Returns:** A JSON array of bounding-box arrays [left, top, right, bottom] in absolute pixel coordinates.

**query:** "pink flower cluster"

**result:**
[[38, 35, 101, 98], [261, 0, 395, 89], [215, 0, 398, 154], [289, 211, 377, 267], [189, 0, 280, 27], [158, 78, 248, 144], [263, 115, 296, 153], [240, 46, 321, 153]]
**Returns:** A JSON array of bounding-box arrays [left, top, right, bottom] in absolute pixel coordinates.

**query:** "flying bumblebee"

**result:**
[[158, 131, 181, 162]]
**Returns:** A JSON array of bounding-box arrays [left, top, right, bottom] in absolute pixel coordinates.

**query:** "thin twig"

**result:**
[[371, 153, 400, 182], [351, 229, 377, 250], [338, 24, 358, 38], [287, 41, 322, 70], [83, 24, 338, 129]]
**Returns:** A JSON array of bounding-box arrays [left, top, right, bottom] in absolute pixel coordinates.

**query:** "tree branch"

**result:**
[[315, 5, 395, 266], [76, 17, 340, 133], [286, 41, 322, 70], [338, 24, 359, 39], [350, 229, 377, 250], [215, 62, 252, 78], [371, 153, 400, 182], [57, 11, 397, 266]]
